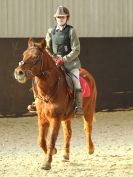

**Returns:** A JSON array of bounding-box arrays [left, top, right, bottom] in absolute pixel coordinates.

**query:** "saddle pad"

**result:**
[[80, 76, 90, 97]]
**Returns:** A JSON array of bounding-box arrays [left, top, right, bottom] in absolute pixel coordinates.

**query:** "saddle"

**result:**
[[64, 71, 91, 98]]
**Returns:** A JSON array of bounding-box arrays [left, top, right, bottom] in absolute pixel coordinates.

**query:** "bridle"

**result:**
[[19, 46, 60, 103], [19, 46, 46, 77]]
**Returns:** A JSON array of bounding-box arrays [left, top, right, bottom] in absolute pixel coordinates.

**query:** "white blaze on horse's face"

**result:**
[[14, 60, 28, 84], [14, 51, 33, 83], [14, 46, 43, 84]]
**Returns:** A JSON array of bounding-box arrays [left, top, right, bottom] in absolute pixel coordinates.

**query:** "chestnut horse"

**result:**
[[14, 38, 97, 170]]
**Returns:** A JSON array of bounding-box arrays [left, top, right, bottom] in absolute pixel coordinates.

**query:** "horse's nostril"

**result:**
[[19, 70, 24, 75]]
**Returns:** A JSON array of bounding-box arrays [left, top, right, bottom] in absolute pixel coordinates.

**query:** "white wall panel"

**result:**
[[0, 0, 133, 37], [0, 0, 7, 36]]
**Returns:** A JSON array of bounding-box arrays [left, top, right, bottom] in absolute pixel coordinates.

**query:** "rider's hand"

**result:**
[[55, 58, 64, 66]]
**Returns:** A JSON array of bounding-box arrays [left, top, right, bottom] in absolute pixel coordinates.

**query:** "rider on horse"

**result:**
[[28, 6, 83, 115]]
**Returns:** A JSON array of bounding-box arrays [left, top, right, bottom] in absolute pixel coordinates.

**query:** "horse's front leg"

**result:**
[[42, 118, 61, 170], [61, 120, 72, 161], [38, 119, 49, 154]]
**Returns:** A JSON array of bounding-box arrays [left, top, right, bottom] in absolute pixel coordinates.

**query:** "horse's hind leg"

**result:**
[[83, 115, 94, 154], [61, 120, 72, 161]]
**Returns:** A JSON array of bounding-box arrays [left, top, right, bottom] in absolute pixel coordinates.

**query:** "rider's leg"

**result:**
[[70, 68, 83, 115]]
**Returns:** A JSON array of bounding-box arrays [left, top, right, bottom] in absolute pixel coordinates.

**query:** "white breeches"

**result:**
[[70, 68, 81, 90]]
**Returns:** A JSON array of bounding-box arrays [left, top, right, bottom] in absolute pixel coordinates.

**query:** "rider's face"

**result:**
[[56, 16, 67, 26]]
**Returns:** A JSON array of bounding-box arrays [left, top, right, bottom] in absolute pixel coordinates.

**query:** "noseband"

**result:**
[[19, 46, 46, 77]]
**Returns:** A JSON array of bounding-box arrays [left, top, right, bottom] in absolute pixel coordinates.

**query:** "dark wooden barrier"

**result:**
[[80, 38, 133, 111], [0, 38, 133, 116]]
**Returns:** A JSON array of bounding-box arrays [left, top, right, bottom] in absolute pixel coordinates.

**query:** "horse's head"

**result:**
[[14, 38, 46, 83]]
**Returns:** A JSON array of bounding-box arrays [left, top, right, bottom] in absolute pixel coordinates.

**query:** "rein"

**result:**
[[21, 46, 61, 103], [19, 46, 65, 103], [33, 76, 60, 103]]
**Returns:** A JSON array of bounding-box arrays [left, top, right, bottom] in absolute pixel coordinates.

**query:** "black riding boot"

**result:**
[[75, 89, 83, 116]]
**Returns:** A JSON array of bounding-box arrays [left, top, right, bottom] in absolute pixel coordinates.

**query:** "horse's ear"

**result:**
[[28, 37, 34, 47], [40, 38, 46, 49]]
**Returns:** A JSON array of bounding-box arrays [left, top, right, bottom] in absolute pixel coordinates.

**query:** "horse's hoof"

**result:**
[[41, 162, 51, 170], [89, 148, 94, 155], [52, 148, 57, 155], [62, 154, 69, 162]]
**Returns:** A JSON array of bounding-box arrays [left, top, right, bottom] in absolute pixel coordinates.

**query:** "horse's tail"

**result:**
[[80, 68, 97, 121]]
